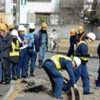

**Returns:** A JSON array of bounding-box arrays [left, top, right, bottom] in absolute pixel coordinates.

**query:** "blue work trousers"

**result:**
[[9, 63, 17, 79], [43, 61, 63, 98], [17, 48, 27, 78], [96, 63, 100, 87], [23, 49, 37, 76], [63, 64, 90, 93], [0, 60, 2, 83], [67, 45, 74, 57], [39, 43, 46, 61]]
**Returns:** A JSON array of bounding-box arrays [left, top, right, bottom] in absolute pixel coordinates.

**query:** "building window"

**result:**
[[36, 13, 50, 25]]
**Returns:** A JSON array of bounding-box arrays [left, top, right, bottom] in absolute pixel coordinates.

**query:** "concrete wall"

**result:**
[[84, 24, 100, 40], [34, 24, 100, 40], [35, 25, 79, 38]]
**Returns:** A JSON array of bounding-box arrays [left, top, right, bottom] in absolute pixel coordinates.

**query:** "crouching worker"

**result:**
[[9, 30, 20, 80], [43, 54, 81, 99]]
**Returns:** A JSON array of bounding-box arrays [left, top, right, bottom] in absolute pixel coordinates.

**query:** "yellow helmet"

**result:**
[[78, 26, 84, 31], [70, 29, 76, 36], [42, 22, 47, 28], [9, 24, 14, 29], [0, 23, 7, 31], [99, 26, 100, 32]]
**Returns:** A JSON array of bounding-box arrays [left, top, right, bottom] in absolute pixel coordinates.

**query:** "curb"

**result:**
[[46, 50, 99, 59]]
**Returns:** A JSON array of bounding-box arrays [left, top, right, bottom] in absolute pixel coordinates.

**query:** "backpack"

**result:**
[[97, 44, 100, 58]]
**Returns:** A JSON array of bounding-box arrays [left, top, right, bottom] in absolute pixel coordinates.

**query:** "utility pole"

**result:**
[[15, 0, 20, 25]]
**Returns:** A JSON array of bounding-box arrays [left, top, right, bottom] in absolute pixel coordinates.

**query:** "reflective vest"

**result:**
[[75, 41, 89, 61], [77, 33, 86, 44], [9, 40, 19, 57], [51, 54, 72, 70]]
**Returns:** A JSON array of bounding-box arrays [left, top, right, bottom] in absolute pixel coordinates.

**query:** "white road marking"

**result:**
[[1, 81, 16, 100]]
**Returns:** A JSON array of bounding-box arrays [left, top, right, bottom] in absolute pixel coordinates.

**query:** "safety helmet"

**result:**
[[29, 23, 35, 29], [70, 29, 76, 36], [73, 57, 81, 67], [42, 22, 47, 28], [18, 25, 26, 31], [99, 26, 100, 32], [86, 32, 96, 41], [11, 29, 18, 37], [78, 26, 84, 31], [0, 23, 7, 32], [8, 24, 14, 29]]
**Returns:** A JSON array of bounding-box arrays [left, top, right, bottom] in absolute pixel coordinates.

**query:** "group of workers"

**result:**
[[0, 22, 100, 100], [42, 25, 100, 100], [0, 22, 48, 85]]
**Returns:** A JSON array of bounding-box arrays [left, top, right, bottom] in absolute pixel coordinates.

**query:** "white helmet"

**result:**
[[87, 32, 96, 41], [29, 23, 35, 29], [73, 57, 81, 67], [11, 29, 18, 37], [18, 25, 26, 31]]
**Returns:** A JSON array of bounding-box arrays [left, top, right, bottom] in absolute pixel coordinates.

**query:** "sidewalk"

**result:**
[[0, 52, 99, 100]]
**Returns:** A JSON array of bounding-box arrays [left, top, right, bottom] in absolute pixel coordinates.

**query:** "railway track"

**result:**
[[63, 77, 83, 100]]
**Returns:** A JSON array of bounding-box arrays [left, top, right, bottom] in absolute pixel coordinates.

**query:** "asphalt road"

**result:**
[[0, 52, 99, 100]]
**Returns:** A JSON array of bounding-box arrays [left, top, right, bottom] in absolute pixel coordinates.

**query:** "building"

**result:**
[[19, 0, 84, 25], [20, 0, 59, 25], [0, 0, 84, 25]]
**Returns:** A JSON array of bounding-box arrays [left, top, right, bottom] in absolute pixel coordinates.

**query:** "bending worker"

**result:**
[[64, 32, 96, 94], [43, 54, 81, 99]]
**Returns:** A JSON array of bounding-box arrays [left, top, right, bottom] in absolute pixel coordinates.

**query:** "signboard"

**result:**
[[21, 0, 27, 5]]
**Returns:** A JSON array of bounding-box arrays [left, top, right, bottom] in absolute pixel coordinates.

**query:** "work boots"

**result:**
[[39, 61, 43, 68], [30, 70, 35, 77]]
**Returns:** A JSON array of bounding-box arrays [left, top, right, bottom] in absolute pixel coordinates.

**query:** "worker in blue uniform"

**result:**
[[16, 25, 27, 78], [76, 26, 86, 44], [23, 23, 39, 77], [43, 54, 81, 99], [37, 22, 48, 68], [67, 29, 77, 57], [8, 24, 15, 34], [96, 27, 100, 89], [0, 23, 3, 84], [64, 32, 96, 95]]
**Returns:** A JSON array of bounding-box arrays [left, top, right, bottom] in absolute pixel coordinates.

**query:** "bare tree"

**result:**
[[83, 0, 100, 25], [54, 0, 84, 25]]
